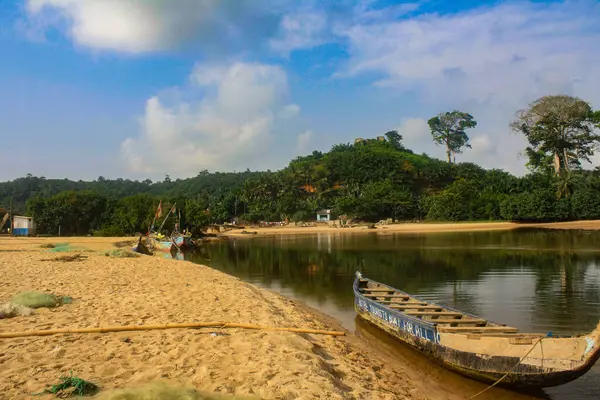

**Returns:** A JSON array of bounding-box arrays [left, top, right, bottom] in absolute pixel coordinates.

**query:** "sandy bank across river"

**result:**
[[225, 220, 600, 237], [0, 237, 540, 399]]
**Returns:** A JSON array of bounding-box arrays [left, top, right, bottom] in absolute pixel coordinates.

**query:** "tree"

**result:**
[[510, 95, 600, 175], [384, 130, 405, 151], [428, 111, 477, 164]]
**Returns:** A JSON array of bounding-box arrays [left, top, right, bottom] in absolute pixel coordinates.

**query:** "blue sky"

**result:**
[[1, 0, 599, 181]]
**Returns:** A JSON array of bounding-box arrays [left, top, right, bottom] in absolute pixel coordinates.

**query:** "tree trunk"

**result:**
[[563, 148, 571, 172], [446, 149, 452, 164], [553, 152, 561, 175]]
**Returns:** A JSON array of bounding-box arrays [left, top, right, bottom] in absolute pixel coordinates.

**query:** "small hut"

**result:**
[[316, 209, 332, 222], [13, 216, 36, 236]]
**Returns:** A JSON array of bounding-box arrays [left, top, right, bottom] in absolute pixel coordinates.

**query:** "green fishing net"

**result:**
[[46, 243, 88, 253], [11, 291, 72, 309], [34, 372, 99, 398]]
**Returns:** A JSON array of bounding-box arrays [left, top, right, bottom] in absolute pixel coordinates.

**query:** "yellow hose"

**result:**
[[0, 321, 346, 339]]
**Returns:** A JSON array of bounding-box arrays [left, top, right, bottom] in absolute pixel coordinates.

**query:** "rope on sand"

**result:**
[[0, 321, 346, 339], [467, 337, 544, 399]]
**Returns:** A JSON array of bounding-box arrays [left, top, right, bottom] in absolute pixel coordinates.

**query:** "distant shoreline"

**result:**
[[224, 220, 600, 237]]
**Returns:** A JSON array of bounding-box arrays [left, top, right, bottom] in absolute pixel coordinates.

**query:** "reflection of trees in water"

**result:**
[[531, 253, 600, 334], [189, 231, 600, 331]]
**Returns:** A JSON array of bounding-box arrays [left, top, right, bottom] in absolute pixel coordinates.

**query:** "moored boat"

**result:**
[[353, 272, 600, 390], [146, 233, 174, 253], [172, 233, 195, 249]]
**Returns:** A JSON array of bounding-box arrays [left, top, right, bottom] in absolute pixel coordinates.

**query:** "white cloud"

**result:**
[[341, 1, 600, 174], [269, 12, 329, 55], [397, 117, 441, 158], [23, 0, 288, 53], [122, 62, 301, 176], [296, 130, 313, 154]]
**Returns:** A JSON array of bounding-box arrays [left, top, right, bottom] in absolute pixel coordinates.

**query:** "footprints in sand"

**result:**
[[1, 254, 419, 399]]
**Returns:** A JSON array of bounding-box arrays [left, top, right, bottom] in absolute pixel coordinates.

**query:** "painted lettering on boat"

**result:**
[[357, 297, 441, 343]]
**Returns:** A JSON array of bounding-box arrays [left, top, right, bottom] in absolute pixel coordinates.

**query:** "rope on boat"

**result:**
[[467, 337, 544, 399], [0, 322, 346, 339]]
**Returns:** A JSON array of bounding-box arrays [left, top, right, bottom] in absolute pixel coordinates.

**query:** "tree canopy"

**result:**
[[510, 95, 600, 175], [428, 111, 477, 164], [1, 95, 600, 236]]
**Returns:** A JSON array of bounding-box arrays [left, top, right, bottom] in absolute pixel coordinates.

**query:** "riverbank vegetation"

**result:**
[[1, 95, 599, 236]]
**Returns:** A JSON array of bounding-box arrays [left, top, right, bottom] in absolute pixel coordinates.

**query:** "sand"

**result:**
[[0, 237, 428, 400], [225, 220, 600, 237], [0, 237, 549, 400]]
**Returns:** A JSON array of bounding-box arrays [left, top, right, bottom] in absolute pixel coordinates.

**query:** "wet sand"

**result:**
[[0, 237, 543, 399]]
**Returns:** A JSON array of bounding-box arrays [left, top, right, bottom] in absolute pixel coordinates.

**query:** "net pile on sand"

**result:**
[[11, 290, 72, 308], [0, 303, 34, 319], [45, 242, 89, 253], [105, 249, 140, 258], [0, 290, 72, 319]]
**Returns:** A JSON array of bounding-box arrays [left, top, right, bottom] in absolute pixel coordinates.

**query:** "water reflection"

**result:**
[[187, 228, 600, 399]]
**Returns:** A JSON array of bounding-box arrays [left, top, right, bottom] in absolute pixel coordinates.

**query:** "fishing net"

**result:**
[[0, 302, 34, 319], [92, 383, 258, 400], [46, 243, 89, 253], [34, 372, 98, 398], [11, 291, 72, 309], [104, 249, 140, 258]]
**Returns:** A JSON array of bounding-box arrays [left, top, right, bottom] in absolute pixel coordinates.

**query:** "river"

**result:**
[[188, 228, 600, 399]]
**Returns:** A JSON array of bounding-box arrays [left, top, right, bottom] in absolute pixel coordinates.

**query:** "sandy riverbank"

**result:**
[[1, 237, 424, 400], [0, 237, 544, 400], [225, 220, 600, 237]]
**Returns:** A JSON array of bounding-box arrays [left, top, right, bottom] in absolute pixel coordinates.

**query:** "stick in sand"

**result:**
[[0, 321, 346, 339]]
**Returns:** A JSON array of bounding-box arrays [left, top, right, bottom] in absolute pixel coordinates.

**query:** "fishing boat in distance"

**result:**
[[353, 272, 600, 390], [132, 201, 196, 259]]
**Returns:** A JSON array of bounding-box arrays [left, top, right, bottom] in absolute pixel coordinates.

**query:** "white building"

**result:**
[[13, 216, 36, 236]]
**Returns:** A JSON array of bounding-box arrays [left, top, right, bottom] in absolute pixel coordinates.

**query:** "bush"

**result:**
[[94, 225, 127, 237], [291, 210, 315, 222], [500, 189, 570, 222]]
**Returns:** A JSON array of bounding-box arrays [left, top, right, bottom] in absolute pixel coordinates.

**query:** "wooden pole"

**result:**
[[157, 203, 175, 234], [0, 322, 345, 339], [9, 196, 12, 235]]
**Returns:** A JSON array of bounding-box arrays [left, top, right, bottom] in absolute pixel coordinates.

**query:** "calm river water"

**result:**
[[188, 228, 600, 400]]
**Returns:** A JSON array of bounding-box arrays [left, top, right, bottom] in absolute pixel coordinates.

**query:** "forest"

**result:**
[[1, 94, 600, 237]]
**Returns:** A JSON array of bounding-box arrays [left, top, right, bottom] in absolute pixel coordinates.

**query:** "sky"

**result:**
[[0, 0, 599, 181]]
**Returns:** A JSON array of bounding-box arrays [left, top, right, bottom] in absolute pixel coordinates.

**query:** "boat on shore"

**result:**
[[132, 201, 197, 258], [353, 272, 600, 390]]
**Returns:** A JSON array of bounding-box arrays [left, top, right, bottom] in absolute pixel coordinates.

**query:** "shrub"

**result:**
[[94, 225, 127, 237]]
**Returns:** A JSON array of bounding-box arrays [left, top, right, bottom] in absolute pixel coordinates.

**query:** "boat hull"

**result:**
[[147, 237, 173, 253], [172, 235, 194, 249], [354, 281, 600, 390]]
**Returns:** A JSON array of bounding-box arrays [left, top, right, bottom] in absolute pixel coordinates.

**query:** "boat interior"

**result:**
[[357, 278, 547, 338]]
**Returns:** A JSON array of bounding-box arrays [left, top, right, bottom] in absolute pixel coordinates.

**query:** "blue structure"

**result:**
[[13, 216, 36, 236]]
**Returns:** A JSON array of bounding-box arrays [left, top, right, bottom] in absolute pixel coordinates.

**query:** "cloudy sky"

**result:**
[[1, 0, 599, 181]]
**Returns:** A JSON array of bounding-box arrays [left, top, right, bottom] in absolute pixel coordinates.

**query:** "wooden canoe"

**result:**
[[353, 272, 600, 389]]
